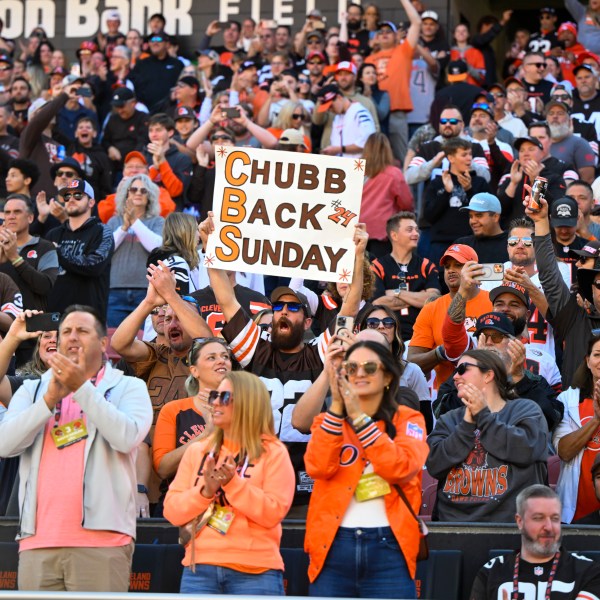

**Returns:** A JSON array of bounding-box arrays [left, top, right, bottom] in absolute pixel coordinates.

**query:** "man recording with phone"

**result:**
[[56, 75, 98, 143]]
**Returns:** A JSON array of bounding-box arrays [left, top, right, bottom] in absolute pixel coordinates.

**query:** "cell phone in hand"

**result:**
[[222, 107, 240, 118], [216, 21, 231, 28], [26, 312, 61, 332], [76, 87, 92, 97], [477, 263, 505, 282], [334, 315, 354, 347]]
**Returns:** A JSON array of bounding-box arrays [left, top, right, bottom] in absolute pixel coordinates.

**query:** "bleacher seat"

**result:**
[[281, 547, 310, 596], [420, 483, 438, 517], [416, 550, 463, 599], [0, 542, 18, 590], [130, 543, 184, 593], [107, 328, 144, 364]]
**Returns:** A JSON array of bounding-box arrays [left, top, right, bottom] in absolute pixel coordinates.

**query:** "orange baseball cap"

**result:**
[[440, 244, 479, 266]]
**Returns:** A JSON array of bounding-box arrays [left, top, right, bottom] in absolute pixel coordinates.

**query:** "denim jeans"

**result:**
[[309, 526, 416, 598], [107, 289, 147, 328], [180, 564, 284, 595]]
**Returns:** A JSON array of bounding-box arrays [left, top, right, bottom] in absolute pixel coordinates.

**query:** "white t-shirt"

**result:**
[[330, 102, 376, 158]]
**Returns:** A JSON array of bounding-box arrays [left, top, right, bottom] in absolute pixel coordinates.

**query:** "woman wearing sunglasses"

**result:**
[[163, 371, 295, 594], [357, 305, 430, 414], [305, 340, 428, 598], [152, 337, 233, 515], [552, 334, 600, 523], [106, 175, 164, 327], [426, 349, 548, 522]]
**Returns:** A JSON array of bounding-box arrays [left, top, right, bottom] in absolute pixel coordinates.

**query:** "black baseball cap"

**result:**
[[112, 87, 135, 106], [475, 312, 515, 337]]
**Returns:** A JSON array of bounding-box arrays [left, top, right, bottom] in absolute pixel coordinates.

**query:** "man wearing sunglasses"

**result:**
[[45, 179, 114, 320], [526, 7, 559, 54], [200, 213, 368, 513], [434, 311, 563, 432], [521, 51, 554, 105], [527, 192, 600, 386]]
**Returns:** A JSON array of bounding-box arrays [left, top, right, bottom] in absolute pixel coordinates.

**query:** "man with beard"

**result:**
[[9, 77, 31, 136], [454, 192, 509, 263], [199, 212, 367, 514], [344, 3, 370, 57], [549, 196, 589, 263], [571, 64, 600, 140], [46, 179, 114, 319], [545, 99, 596, 183], [470, 485, 600, 600], [110, 260, 211, 424], [498, 135, 567, 226], [568, 180, 600, 239]]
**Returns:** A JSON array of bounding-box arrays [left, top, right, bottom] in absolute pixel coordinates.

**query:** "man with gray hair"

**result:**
[[470, 485, 600, 600]]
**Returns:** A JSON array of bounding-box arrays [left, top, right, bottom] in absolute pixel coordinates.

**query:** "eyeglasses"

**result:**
[[56, 170, 77, 178], [342, 360, 385, 376], [211, 134, 233, 142], [525, 62, 545, 69], [62, 192, 85, 201], [440, 118, 462, 125], [272, 301, 304, 312], [365, 317, 396, 330], [291, 114, 303, 120], [477, 330, 507, 343], [508, 236, 534, 247], [453, 362, 483, 376], [150, 304, 168, 315], [129, 186, 148, 195], [207, 390, 233, 406]]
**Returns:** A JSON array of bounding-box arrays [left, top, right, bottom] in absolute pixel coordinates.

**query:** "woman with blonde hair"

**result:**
[[361, 133, 413, 257], [269, 100, 312, 151], [106, 174, 164, 327], [147, 212, 201, 294], [152, 337, 234, 515], [164, 371, 295, 594]]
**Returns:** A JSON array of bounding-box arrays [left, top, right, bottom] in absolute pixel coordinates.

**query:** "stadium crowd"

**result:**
[[0, 0, 600, 597]]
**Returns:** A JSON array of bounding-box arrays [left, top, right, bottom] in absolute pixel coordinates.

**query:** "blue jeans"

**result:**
[[180, 564, 284, 595], [310, 526, 416, 598], [107, 289, 147, 328]]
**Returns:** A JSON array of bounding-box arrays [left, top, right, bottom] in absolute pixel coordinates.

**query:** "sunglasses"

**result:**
[[129, 186, 148, 195], [491, 92, 505, 98], [150, 305, 168, 315], [453, 362, 483, 376], [189, 336, 229, 362], [477, 330, 507, 343], [291, 114, 303, 120], [365, 317, 396, 330], [272, 301, 304, 312], [508, 236, 534, 247], [440, 118, 462, 125], [551, 94, 571, 101], [258, 323, 271, 331], [299, 78, 310, 84], [62, 192, 85, 201], [525, 62, 545, 69], [472, 102, 492, 111], [56, 170, 77, 178], [593, 282, 600, 290], [207, 390, 233, 406], [577, 255, 594, 265], [342, 360, 384, 376], [211, 134, 233, 142]]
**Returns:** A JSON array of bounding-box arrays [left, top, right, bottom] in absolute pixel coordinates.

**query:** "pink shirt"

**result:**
[[20, 369, 131, 551], [360, 166, 413, 241]]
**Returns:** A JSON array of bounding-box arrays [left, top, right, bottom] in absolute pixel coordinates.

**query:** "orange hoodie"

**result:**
[[304, 408, 429, 582], [163, 436, 295, 571]]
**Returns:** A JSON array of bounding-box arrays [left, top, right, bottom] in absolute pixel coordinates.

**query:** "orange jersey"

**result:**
[[304, 408, 428, 581]]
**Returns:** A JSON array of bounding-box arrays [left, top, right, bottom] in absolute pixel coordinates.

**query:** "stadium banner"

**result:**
[[205, 145, 365, 283]]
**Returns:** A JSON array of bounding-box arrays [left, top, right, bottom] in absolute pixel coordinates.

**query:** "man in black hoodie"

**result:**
[[46, 179, 114, 320]]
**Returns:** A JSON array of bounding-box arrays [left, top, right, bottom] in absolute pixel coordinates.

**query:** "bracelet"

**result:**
[[435, 345, 446, 361], [11, 256, 24, 267], [352, 413, 372, 430]]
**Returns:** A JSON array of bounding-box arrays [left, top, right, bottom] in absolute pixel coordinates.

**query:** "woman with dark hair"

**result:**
[[164, 371, 294, 594], [305, 340, 428, 598], [152, 337, 233, 514], [361, 133, 413, 258], [357, 63, 390, 133], [356, 305, 430, 410], [31, 40, 54, 73], [553, 335, 600, 523], [427, 349, 548, 522]]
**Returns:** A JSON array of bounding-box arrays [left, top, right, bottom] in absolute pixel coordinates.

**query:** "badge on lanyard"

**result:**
[[355, 472, 391, 502], [50, 418, 88, 449], [207, 505, 235, 535]]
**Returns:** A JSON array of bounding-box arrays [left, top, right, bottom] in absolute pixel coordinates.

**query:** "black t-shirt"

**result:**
[[524, 78, 554, 105], [574, 510, 600, 525], [371, 253, 440, 340], [453, 231, 510, 264], [553, 235, 588, 263], [471, 549, 600, 600], [527, 31, 560, 53]]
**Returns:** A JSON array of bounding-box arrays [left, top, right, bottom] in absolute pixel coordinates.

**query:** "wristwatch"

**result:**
[[137, 484, 148, 494]]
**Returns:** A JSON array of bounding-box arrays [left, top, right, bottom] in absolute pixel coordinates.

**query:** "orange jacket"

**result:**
[[304, 408, 428, 582], [163, 435, 295, 571], [97, 188, 176, 223]]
